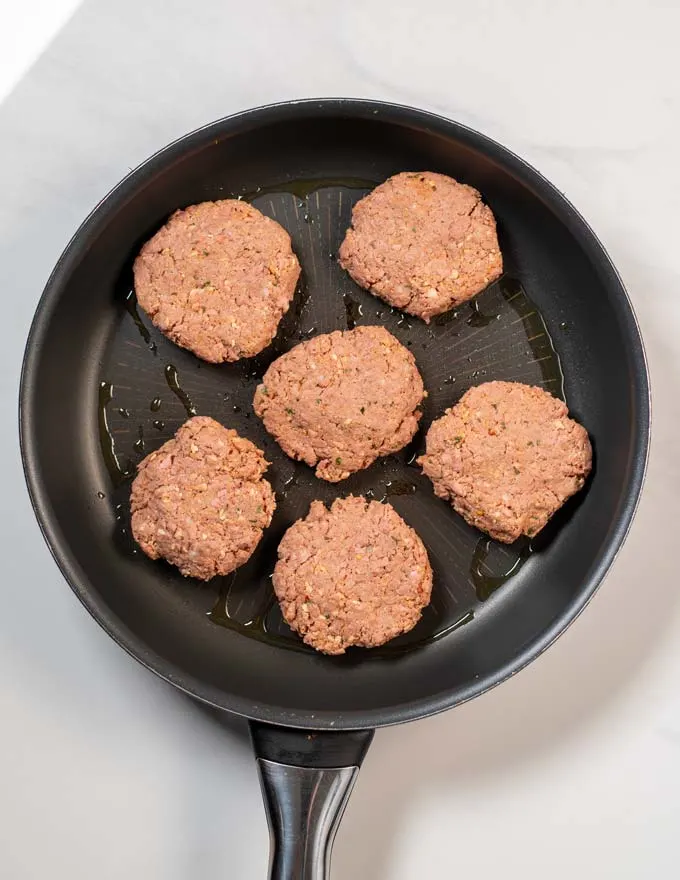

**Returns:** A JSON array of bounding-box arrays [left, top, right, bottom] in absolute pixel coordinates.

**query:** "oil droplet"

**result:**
[[470, 536, 533, 602], [133, 425, 145, 455], [124, 290, 157, 354], [343, 292, 363, 330], [150, 397, 162, 412], [97, 491, 105, 499], [118, 407, 130, 419], [152, 419, 165, 431], [164, 364, 197, 417], [97, 381, 132, 485]]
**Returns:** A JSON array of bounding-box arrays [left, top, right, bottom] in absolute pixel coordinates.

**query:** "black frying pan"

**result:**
[[19, 99, 649, 879]]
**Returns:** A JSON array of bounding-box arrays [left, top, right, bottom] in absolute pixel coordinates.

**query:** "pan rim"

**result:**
[[19, 97, 651, 730]]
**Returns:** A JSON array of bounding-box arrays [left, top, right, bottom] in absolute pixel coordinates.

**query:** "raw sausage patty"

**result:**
[[339, 171, 502, 322], [253, 326, 426, 482], [418, 382, 592, 543], [130, 416, 275, 580], [133, 200, 300, 362], [273, 496, 433, 654]]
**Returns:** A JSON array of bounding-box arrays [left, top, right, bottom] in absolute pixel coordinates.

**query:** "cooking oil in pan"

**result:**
[[209, 575, 311, 653], [281, 274, 312, 343], [498, 276, 565, 398], [470, 536, 533, 602], [365, 479, 419, 502], [124, 289, 157, 354], [241, 177, 377, 203], [466, 299, 498, 327], [164, 365, 197, 417], [432, 308, 460, 327], [383, 479, 417, 497], [376, 609, 475, 656], [343, 292, 363, 330], [98, 381, 132, 485], [133, 425, 145, 455], [209, 570, 476, 656]]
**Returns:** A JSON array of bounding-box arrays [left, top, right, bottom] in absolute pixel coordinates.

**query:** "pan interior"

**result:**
[[22, 105, 647, 727], [102, 181, 564, 654]]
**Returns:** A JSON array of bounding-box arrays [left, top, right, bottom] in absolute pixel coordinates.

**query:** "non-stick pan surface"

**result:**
[[20, 99, 649, 732]]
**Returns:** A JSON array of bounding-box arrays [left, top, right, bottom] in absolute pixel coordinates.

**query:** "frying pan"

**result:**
[[19, 99, 649, 879]]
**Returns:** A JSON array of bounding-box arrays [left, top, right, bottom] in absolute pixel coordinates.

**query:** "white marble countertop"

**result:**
[[1, 1, 678, 878]]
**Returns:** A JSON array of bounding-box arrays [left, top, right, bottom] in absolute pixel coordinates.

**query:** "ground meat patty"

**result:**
[[273, 496, 432, 654], [418, 382, 592, 543], [338, 171, 503, 322], [253, 326, 426, 482], [133, 200, 300, 363], [130, 416, 275, 580]]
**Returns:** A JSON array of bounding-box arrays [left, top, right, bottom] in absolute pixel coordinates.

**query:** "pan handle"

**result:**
[[249, 722, 374, 880]]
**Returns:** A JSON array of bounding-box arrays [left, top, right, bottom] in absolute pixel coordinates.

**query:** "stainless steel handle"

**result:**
[[257, 759, 358, 880], [249, 723, 374, 880]]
